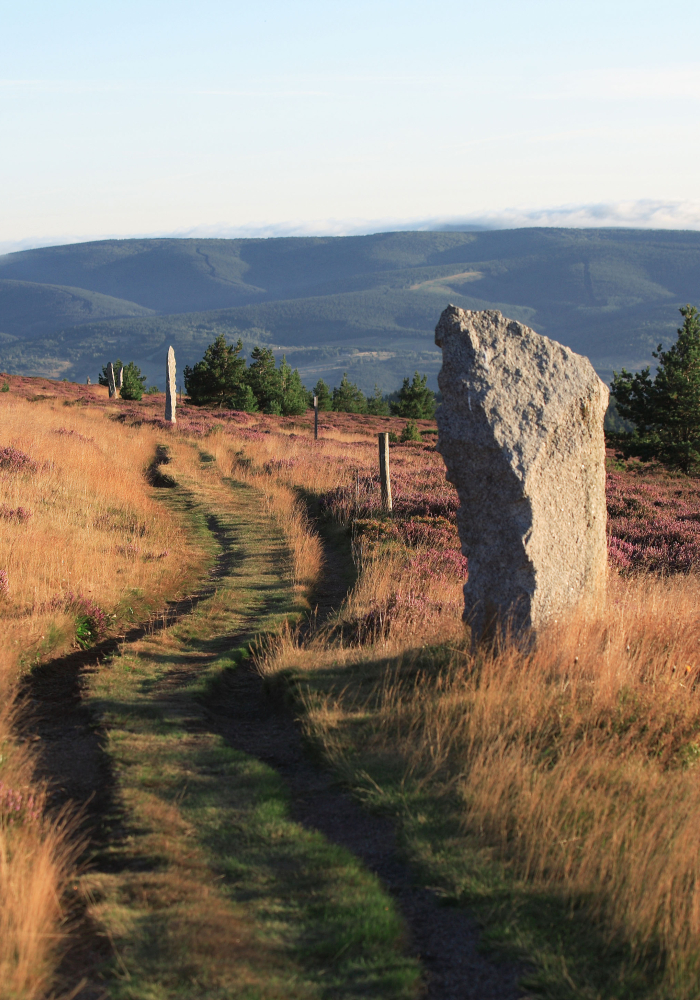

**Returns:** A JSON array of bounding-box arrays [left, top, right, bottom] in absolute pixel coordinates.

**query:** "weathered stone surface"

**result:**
[[435, 306, 609, 641], [165, 345, 176, 423], [116, 365, 123, 390], [107, 362, 117, 399]]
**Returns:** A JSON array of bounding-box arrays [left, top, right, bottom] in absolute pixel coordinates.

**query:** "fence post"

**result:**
[[314, 395, 318, 440], [378, 432, 392, 512], [165, 345, 177, 424], [107, 362, 117, 399]]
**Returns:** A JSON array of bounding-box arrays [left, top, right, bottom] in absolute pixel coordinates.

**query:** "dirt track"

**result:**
[[21, 483, 525, 999]]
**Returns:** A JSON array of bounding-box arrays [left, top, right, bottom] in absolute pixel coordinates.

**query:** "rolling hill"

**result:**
[[1, 228, 699, 390]]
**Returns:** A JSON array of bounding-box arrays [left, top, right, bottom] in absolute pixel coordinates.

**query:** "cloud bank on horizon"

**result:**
[[3, 200, 700, 256]]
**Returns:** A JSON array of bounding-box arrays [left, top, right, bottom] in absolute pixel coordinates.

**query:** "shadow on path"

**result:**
[[205, 509, 525, 1000]]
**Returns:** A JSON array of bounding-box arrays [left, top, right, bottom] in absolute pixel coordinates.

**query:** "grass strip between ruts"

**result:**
[[77, 460, 420, 999]]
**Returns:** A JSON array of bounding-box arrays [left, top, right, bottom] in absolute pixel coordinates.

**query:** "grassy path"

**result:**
[[62, 465, 419, 999]]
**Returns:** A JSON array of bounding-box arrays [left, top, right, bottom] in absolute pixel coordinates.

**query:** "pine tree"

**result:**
[[390, 372, 435, 419], [313, 379, 332, 411], [279, 356, 309, 416], [119, 361, 147, 401], [245, 346, 282, 413], [611, 305, 700, 473], [184, 335, 248, 408], [332, 373, 367, 414], [365, 384, 389, 416], [231, 383, 259, 413]]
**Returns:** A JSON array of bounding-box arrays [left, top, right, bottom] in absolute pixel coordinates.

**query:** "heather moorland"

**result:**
[[1, 374, 700, 999]]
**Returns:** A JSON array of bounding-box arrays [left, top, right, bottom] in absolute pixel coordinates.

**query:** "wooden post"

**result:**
[[107, 362, 117, 399], [165, 345, 177, 424], [378, 432, 392, 512], [313, 395, 318, 440]]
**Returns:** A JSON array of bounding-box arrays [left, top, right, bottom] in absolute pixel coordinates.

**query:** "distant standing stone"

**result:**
[[107, 362, 117, 399], [165, 345, 176, 424], [86, 376, 91, 385], [116, 365, 123, 390], [435, 306, 609, 642]]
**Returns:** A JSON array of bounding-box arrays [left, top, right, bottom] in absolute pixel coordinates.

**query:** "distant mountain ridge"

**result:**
[[1, 228, 698, 391]]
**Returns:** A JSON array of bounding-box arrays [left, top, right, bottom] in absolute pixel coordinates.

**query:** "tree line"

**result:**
[[182, 334, 436, 418], [98, 336, 436, 418]]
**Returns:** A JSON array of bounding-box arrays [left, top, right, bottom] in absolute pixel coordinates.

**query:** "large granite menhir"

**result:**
[[435, 306, 609, 642]]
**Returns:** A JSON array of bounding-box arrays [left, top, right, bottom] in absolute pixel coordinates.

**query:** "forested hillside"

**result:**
[[1, 228, 699, 390]]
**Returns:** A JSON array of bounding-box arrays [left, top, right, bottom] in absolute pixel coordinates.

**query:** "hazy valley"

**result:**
[[2, 226, 699, 390]]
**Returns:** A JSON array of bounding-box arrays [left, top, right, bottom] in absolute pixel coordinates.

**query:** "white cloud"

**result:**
[[160, 201, 700, 237], [3, 200, 700, 256], [551, 67, 700, 102]]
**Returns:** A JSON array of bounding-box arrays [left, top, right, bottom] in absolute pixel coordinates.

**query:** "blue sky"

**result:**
[[2, 0, 700, 250]]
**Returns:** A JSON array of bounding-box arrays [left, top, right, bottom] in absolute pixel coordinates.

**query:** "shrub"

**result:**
[[0, 447, 38, 473], [400, 420, 422, 443]]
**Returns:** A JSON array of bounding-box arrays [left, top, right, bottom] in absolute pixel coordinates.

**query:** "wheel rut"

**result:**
[[206, 519, 526, 1000], [23, 481, 525, 999]]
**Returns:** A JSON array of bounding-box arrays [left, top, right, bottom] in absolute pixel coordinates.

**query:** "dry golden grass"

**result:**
[[203, 424, 459, 644], [0, 393, 203, 1000], [0, 395, 193, 673], [222, 417, 700, 994], [199, 428, 324, 600], [278, 574, 700, 994], [0, 683, 80, 1000]]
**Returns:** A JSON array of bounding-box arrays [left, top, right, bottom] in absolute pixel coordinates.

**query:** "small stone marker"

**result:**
[[165, 345, 176, 424], [378, 432, 392, 512], [86, 376, 91, 385], [435, 306, 609, 642], [107, 362, 117, 399], [313, 395, 318, 440]]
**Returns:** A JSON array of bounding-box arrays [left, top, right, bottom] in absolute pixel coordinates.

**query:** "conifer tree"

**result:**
[[313, 379, 332, 411], [390, 372, 435, 419], [119, 361, 147, 401], [245, 346, 282, 413], [332, 373, 367, 413], [278, 356, 309, 415], [184, 335, 249, 408], [611, 305, 700, 473], [365, 384, 389, 416]]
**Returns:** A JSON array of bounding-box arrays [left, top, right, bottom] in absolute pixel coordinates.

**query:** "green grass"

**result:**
[[79, 463, 419, 999]]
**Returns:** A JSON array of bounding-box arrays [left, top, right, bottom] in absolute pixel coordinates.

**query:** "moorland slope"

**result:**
[[1, 228, 699, 389]]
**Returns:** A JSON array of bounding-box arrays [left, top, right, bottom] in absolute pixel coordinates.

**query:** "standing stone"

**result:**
[[165, 345, 176, 424], [435, 306, 609, 642], [116, 365, 123, 390], [86, 376, 91, 385], [107, 362, 117, 399]]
